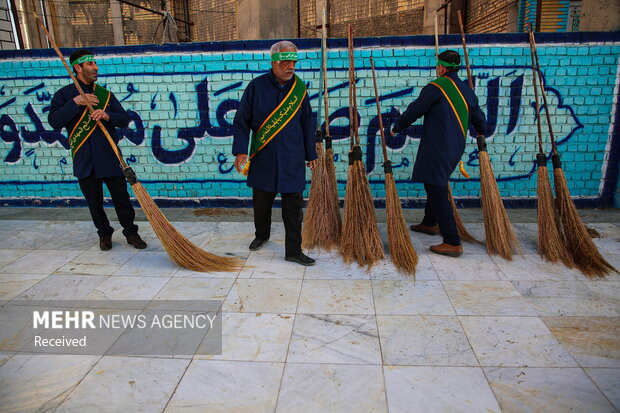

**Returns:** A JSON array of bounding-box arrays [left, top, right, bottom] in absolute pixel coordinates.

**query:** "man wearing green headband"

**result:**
[[48, 49, 147, 251], [232, 40, 318, 266], [391, 50, 486, 257]]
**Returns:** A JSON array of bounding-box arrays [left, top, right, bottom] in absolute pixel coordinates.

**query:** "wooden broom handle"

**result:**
[[32, 10, 128, 169], [370, 58, 389, 162], [527, 24, 545, 154], [530, 30, 558, 154], [347, 25, 359, 147], [457, 10, 474, 89], [321, 6, 330, 136]]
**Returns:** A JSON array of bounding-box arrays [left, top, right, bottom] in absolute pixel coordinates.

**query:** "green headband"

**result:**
[[437, 59, 459, 68], [70, 55, 95, 66], [271, 52, 298, 62]]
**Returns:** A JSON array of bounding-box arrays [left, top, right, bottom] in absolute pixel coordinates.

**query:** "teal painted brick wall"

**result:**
[[0, 34, 618, 206]]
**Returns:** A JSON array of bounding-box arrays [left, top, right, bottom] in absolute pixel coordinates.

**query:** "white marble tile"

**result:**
[[276, 363, 387, 413], [1, 250, 83, 275], [460, 316, 578, 367], [376, 315, 477, 366], [197, 312, 294, 362], [153, 278, 233, 302], [15, 274, 109, 301], [585, 281, 620, 314], [56, 250, 138, 275], [114, 251, 180, 277], [245, 254, 306, 279], [383, 366, 501, 413], [297, 279, 374, 315], [56, 356, 190, 412], [304, 252, 371, 280], [0, 304, 45, 352], [165, 360, 284, 413], [0, 279, 44, 301], [443, 280, 538, 316], [594, 236, 620, 255], [0, 222, 95, 250], [485, 367, 615, 413], [222, 279, 301, 313], [0, 220, 42, 231], [0, 249, 30, 270], [493, 254, 578, 281], [430, 253, 504, 280], [288, 314, 382, 364], [542, 316, 620, 368], [372, 280, 455, 315], [512, 280, 618, 316], [0, 355, 99, 412], [585, 368, 620, 411], [82, 276, 169, 301]]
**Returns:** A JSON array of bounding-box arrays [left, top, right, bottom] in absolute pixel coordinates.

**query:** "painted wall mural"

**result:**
[[0, 33, 618, 207]]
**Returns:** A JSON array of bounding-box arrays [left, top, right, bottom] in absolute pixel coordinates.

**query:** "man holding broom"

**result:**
[[392, 50, 486, 257], [233, 41, 317, 266], [48, 49, 147, 252]]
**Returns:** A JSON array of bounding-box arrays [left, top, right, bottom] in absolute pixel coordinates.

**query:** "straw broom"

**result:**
[[456, 11, 520, 260], [302, 6, 342, 250], [34, 11, 241, 272], [530, 31, 616, 277], [339, 25, 384, 268], [526, 26, 573, 267], [435, 13, 479, 244], [370, 58, 417, 275]]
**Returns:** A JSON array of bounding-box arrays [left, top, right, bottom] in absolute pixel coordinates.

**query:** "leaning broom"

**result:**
[[339, 25, 384, 268], [526, 25, 573, 267], [34, 11, 241, 272], [302, 6, 342, 250], [530, 29, 616, 277], [457, 10, 521, 260], [370, 58, 417, 275]]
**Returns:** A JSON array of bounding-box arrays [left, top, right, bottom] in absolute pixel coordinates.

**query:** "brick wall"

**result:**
[[467, 0, 517, 33], [0, 32, 618, 207]]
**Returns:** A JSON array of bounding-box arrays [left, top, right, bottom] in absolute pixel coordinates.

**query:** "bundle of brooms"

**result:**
[[530, 30, 616, 277], [370, 58, 417, 275], [435, 13, 479, 244], [34, 11, 241, 273], [456, 11, 520, 260], [339, 25, 384, 268], [526, 26, 573, 267], [302, 7, 342, 250]]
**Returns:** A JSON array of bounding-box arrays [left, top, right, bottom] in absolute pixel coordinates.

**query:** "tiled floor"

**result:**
[[0, 211, 618, 412]]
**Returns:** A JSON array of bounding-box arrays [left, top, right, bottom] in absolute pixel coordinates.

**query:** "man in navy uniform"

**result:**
[[392, 50, 486, 257], [233, 41, 317, 266], [49, 49, 146, 251]]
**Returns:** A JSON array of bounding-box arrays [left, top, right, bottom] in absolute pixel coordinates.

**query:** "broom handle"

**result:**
[[347, 25, 359, 147], [457, 10, 474, 89], [322, 6, 331, 136], [530, 30, 558, 154], [32, 10, 128, 170], [370, 58, 389, 162], [527, 25, 545, 154], [434, 15, 439, 58], [316, 10, 324, 133]]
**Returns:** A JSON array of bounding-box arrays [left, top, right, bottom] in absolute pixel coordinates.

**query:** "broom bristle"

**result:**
[[448, 185, 480, 244], [536, 165, 574, 267], [340, 155, 384, 268], [553, 167, 617, 277], [132, 183, 243, 272], [302, 143, 342, 250], [385, 173, 418, 275], [478, 151, 521, 260]]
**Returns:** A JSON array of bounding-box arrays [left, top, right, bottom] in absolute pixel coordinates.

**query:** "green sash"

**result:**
[[69, 84, 111, 159], [242, 74, 307, 175], [430, 76, 469, 139]]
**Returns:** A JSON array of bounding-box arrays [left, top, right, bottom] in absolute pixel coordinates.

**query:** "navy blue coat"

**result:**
[[392, 71, 486, 186], [232, 70, 317, 193], [48, 81, 130, 179]]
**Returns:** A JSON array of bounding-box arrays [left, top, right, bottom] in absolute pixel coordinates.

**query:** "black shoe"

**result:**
[[285, 252, 316, 266], [99, 234, 112, 251], [249, 237, 268, 251], [126, 233, 147, 249]]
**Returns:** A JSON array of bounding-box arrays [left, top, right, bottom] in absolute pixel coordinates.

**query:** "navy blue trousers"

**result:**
[[421, 183, 460, 246]]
